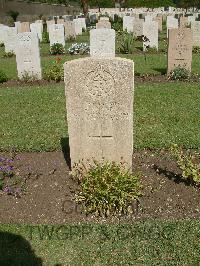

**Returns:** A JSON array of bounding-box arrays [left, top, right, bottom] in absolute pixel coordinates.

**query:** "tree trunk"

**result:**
[[81, 0, 88, 16]]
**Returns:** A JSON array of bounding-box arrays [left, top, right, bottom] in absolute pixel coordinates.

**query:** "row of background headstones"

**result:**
[[0, 12, 197, 80]]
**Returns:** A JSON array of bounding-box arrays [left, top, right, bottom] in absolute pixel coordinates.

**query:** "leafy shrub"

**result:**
[[49, 43, 65, 55], [73, 160, 142, 216], [2, 51, 15, 58], [193, 46, 200, 53], [169, 67, 190, 81], [44, 57, 64, 82], [42, 31, 49, 43], [170, 144, 200, 185], [67, 43, 89, 55], [0, 42, 4, 47], [111, 14, 123, 32], [0, 70, 8, 83], [118, 31, 135, 54], [6, 10, 19, 22]]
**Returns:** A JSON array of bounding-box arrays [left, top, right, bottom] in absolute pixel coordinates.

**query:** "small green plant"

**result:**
[[169, 67, 190, 81], [0, 70, 8, 83], [73, 160, 142, 216], [0, 42, 4, 47], [44, 57, 64, 82], [20, 71, 36, 82], [145, 46, 158, 53], [118, 31, 134, 54], [42, 31, 49, 43], [170, 144, 200, 185], [68, 35, 76, 42], [49, 43, 65, 55], [193, 46, 200, 53], [2, 51, 15, 58]]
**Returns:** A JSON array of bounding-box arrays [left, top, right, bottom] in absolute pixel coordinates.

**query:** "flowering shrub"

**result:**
[[73, 160, 142, 216], [50, 43, 65, 55], [0, 154, 25, 197], [0, 70, 8, 83], [169, 67, 190, 81], [67, 43, 89, 55], [44, 57, 64, 82]]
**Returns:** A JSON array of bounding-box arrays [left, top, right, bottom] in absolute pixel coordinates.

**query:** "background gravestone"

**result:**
[[167, 28, 192, 75], [19, 22, 30, 33], [123, 16, 134, 32], [133, 18, 144, 37], [46, 20, 54, 32], [143, 21, 158, 51], [153, 16, 163, 32], [4, 27, 17, 53], [30, 23, 43, 41], [96, 20, 111, 29], [73, 19, 82, 35], [16, 32, 42, 80], [191, 21, 200, 47], [90, 28, 115, 58], [49, 24, 65, 47], [167, 16, 178, 37], [64, 21, 76, 40]]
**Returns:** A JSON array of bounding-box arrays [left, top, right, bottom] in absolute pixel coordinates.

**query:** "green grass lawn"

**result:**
[[0, 82, 200, 151], [0, 220, 200, 265]]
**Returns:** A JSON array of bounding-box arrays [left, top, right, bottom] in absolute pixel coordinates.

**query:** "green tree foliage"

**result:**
[[88, 0, 115, 8], [124, 0, 175, 8], [176, 0, 200, 8]]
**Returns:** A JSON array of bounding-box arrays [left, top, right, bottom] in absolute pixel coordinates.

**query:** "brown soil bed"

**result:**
[[1, 75, 200, 88], [0, 150, 200, 224]]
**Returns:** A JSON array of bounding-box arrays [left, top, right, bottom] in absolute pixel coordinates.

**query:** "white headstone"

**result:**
[[4, 27, 17, 53], [191, 21, 200, 46], [64, 21, 76, 39], [133, 18, 144, 37], [78, 18, 86, 30], [0, 25, 8, 44], [143, 21, 158, 51], [46, 20, 54, 32], [73, 19, 82, 35], [16, 32, 42, 80], [100, 17, 109, 21], [123, 16, 134, 32], [14, 21, 21, 33], [167, 16, 178, 37], [90, 28, 115, 58], [30, 23, 43, 41], [49, 24, 65, 47]]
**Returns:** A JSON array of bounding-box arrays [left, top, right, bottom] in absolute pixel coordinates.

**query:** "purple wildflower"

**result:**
[[3, 186, 13, 194], [6, 166, 13, 171]]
